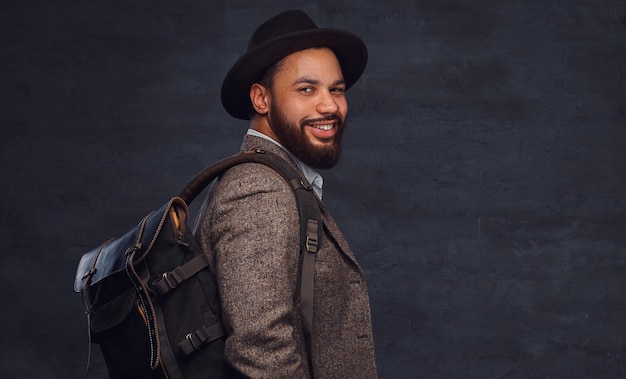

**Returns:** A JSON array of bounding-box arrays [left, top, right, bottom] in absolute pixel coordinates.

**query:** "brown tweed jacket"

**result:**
[[195, 135, 377, 378]]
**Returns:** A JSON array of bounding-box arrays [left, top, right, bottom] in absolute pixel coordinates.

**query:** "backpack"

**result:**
[[74, 149, 321, 378]]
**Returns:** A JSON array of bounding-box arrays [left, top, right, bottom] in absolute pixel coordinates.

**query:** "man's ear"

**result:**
[[250, 83, 270, 115]]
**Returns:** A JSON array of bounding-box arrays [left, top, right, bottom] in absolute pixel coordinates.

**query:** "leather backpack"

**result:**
[[74, 149, 321, 378]]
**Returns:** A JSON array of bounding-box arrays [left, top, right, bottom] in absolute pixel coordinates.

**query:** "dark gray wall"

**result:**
[[2, 0, 625, 378]]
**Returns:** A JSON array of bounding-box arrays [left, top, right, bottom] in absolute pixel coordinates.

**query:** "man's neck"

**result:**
[[249, 116, 279, 142]]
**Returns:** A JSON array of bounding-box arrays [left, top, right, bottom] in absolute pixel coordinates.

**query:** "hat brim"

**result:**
[[221, 28, 368, 120]]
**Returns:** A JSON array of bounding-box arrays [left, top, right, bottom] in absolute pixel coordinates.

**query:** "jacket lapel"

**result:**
[[321, 211, 359, 265]]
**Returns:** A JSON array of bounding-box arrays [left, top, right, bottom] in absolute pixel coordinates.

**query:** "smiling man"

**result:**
[[249, 47, 347, 170], [196, 10, 377, 378]]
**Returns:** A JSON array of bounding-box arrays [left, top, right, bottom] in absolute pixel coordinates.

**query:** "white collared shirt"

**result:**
[[246, 129, 324, 199]]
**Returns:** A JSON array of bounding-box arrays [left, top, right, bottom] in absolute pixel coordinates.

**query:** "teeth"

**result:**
[[313, 124, 333, 131]]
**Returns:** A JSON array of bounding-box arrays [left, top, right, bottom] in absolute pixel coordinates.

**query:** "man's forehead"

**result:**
[[278, 47, 342, 73]]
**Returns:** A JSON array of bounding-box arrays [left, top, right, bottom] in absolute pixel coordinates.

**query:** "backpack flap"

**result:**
[[73, 223, 148, 295], [74, 198, 187, 333], [74, 198, 187, 291]]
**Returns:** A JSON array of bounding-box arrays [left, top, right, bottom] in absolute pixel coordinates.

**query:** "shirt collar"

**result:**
[[246, 129, 324, 199]]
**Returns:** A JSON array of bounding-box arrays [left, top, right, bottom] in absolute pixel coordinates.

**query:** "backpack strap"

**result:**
[[290, 178, 321, 378], [179, 148, 321, 377]]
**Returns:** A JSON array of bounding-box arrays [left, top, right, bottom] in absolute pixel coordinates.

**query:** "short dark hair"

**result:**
[[247, 58, 286, 118], [259, 58, 286, 88]]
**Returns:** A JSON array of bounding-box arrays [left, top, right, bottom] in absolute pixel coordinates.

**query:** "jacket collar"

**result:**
[[243, 130, 324, 199], [241, 134, 299, 169]]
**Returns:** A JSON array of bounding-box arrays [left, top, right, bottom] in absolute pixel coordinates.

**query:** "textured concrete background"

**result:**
[[1, 0, 625, 378]]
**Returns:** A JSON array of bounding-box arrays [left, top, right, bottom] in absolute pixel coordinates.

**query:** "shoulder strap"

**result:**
[[179, 148, 287, 204], [180, 148, 320, 377]]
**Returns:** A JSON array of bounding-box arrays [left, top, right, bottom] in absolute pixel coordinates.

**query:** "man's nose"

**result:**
[[316, 90, 340, 114]]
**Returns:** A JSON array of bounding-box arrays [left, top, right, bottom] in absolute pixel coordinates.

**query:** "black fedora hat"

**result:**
[[221, 10, 368, 120]]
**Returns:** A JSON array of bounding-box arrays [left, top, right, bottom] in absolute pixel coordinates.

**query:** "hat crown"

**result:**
[[248, 10, 318, 51]]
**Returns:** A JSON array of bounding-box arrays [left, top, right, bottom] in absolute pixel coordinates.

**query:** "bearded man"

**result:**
[[195, 10, 377, 378]]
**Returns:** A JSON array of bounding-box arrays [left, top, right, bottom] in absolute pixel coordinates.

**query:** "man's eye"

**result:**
[[331, 87, 345, 94], [299, 87, 312, 93]]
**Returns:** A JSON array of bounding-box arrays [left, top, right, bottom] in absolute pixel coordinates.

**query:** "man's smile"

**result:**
[[305, 120, 339, 140], [311, 123, 334, 131]]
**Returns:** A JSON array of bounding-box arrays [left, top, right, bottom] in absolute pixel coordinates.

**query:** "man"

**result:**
[[195, 10, 377, 378]]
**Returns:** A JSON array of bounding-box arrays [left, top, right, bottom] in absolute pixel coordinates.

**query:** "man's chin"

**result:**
[[307, 139, 336, 150], [297, 143, 341, 169]]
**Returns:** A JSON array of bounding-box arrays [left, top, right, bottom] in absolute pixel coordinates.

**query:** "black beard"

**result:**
[[267, 101, 346, 169]]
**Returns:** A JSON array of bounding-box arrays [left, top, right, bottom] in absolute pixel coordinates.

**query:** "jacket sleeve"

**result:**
[[196, 162, 309, 378]]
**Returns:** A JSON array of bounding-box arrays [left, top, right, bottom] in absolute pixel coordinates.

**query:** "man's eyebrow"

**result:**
[[293, 77, 346, 86]]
